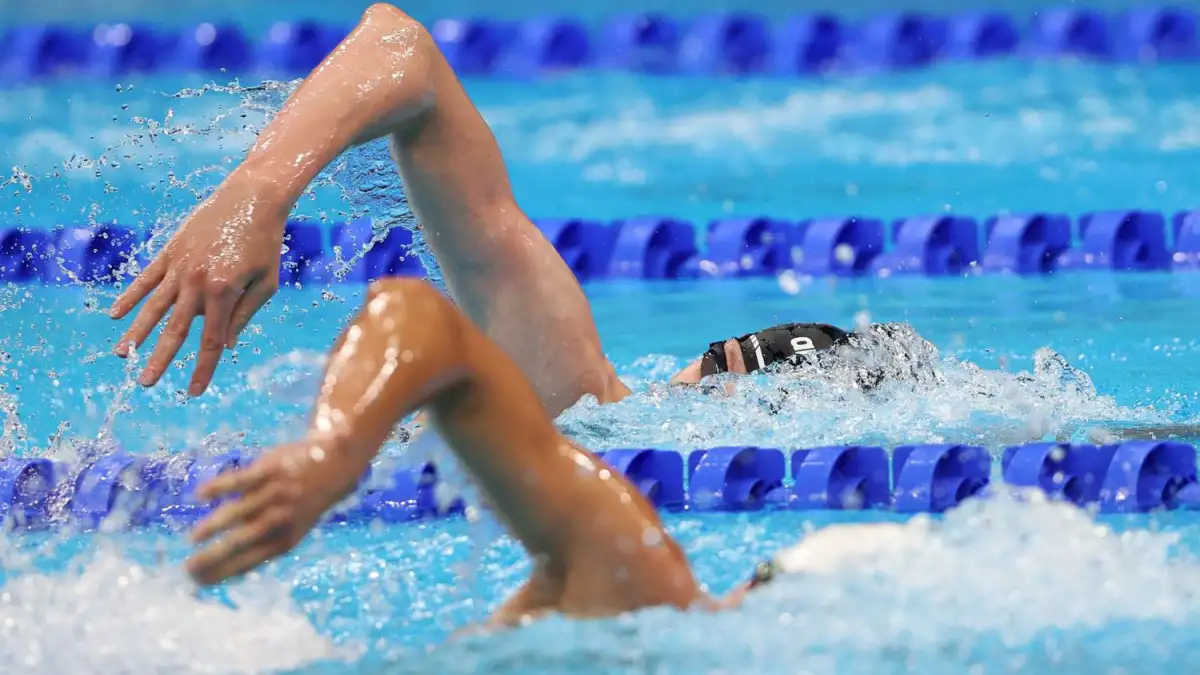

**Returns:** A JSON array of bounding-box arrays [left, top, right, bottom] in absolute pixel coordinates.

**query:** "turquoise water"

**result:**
[[5, 6, 1200, 674]]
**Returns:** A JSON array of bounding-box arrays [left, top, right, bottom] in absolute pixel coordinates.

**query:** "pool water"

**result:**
[[5, 7, 1200, 674]]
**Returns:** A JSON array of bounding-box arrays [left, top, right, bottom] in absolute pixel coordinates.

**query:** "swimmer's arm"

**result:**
[[226, 3, 623, 413], [188, 280, 697, 615], [231, 4, 438, 205]]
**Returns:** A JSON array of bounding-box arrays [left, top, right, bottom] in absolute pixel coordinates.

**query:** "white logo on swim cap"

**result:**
[[790, 336, 816, 353]]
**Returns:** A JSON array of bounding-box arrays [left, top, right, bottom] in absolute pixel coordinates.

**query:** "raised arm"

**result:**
[[112, 3, 627, 416], [186, 279, 698, 621]]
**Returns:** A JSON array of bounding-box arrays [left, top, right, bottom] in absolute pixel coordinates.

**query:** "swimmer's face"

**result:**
[[669, 339, 747, 385]]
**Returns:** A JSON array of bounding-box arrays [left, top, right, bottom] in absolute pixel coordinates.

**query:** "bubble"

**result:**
[[853, 311, 871, 330], [777, 270, 802, 295], [834, 244, 855, 265]]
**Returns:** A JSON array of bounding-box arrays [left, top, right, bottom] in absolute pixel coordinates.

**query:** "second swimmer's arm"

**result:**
[[187, 280, 698, 617]]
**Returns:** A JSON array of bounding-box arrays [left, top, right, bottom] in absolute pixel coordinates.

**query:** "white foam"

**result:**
[[0, 545, 345, 674], [560, 334, 1163, 451], [748, 490, 1196, 650]]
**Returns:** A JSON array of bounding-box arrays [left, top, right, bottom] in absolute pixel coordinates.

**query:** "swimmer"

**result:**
[[106, 3, 911, 415], [185, 277, 925, 623]]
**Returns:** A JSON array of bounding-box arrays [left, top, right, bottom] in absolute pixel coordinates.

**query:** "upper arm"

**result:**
[[424, 309, 699, 608]]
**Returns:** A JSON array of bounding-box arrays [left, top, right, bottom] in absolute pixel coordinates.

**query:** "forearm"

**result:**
[[307, 279, 469, 494], [310, 279, 587, 557], [236, 3, 436, 208]]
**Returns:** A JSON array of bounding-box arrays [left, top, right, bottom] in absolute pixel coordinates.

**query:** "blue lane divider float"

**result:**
[[688, 446, 787, 511], [534, 218, 615, 281], [790, 445, 890, 510], [326, 218, 426, 282], [793, 217, 884, 276], [845, 12, 943, 71], [1002, 442, 1200, 512], [8, 207, 1200, 284], [3, 6, 1200, 83], [942, 12, 1021, 60], [873, 215, 980, 276], [171, 23, 254, 72], [891, 444, 991, 513], [1058, 210, 1171, 271], [677, 13, 773, 75], [257, 21, 348, 74], [1174, 212, 1200, 269], [0, 229, 55, 283], [1030, 8, 1112, 59], [0, 457, 59, 528], [982, 213, 1071, 274], [4, 440, 1200, 532], [703, 217, 793, 277], [607, 217, 697, 279], [52, 225, 148, 283], [599, 13, 681, 73], [596, 449, 686, 509]]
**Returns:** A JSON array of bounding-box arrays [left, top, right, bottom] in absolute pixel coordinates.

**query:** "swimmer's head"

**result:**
[[717, 522, 928, 607], [668, 322, 850, 385], [669, 322, 938, 395]]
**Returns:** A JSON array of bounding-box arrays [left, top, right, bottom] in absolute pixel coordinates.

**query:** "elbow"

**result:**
[[358, 3, 433, 60], [365, 277, 444, 309], [365, 278, 463, 339], [362, 277, 476, 399], [361, 3, 417, 29], [351, 4, 438, 107]]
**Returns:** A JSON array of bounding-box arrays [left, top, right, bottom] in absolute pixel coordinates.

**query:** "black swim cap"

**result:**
[[700, 323, 850, 377]]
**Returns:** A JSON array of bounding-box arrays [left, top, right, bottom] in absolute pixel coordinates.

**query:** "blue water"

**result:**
[[5, 2, 1200, 672]]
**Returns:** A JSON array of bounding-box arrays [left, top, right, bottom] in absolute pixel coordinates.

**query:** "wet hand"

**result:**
[[109, 175, 287, 396], [186, 440, 346, 586], [720, 339, 746, 394]]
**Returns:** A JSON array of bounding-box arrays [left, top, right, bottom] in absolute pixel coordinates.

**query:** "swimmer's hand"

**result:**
[[186, 438, 358, 585], [668, 339, 747, 393], [110, 173, 286, 397]]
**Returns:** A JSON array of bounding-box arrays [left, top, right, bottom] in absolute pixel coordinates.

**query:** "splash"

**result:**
[[0, 545, 347, 674], [400, 492, 1200, 675], [746, 491, 1193, 645], [331, 138, 441, 288], [558, 324, 1166, 450]]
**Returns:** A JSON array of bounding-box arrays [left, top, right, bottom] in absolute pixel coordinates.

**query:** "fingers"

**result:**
[[721, 340, 747, 396], [226, 277, 276, 347], [139, 284, 202, 386], [197, 462, 270, 503], [116, 269, 273, 392], [187, 512, 289, 586], [109, 258, 167, 320], [724, 339, 748, 374], [191, 483, 279, 544], [189, 540, 282, 586], [189, 283, 240, 396], [114, 276, 178, 358]]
